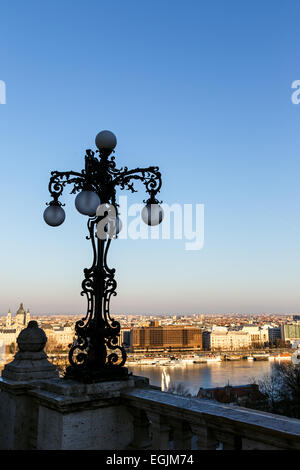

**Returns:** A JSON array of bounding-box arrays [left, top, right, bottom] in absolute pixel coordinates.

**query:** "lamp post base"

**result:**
[[64, 365, 130, 384]]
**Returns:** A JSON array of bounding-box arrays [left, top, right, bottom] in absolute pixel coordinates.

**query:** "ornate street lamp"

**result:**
[[44, 130, 163, 382]]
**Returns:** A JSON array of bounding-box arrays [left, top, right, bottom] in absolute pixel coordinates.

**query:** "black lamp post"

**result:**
[[44, 130, 163, 382]]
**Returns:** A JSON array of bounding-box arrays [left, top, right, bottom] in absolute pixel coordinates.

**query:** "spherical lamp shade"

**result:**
[[141, 204, 164, 226], [75, 190, 100, 216], [95, 130, 117, 151], [43, 205, 65, 227]]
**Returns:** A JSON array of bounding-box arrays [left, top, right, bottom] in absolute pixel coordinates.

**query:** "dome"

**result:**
[[15, 302, 26, 326], [16, 302, 25, 316]]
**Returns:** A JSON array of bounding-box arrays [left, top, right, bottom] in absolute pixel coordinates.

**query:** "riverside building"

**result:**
[[281, 323, 300, 344], [203, 329, 251, 351], [238, 325, 269, 346], [132, 322, 203, 352]]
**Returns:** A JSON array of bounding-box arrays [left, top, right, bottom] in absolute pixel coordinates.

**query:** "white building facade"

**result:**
[[205, 330, 251, 351]]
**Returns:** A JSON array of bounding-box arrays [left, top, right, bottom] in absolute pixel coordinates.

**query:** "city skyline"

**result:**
[[0, 306, 298, 317], [1, 1, 300, 314]]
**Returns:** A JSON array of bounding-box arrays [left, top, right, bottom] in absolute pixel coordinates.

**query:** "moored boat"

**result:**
[[206, 355, 222, 363], [253, 354, 269, 361]]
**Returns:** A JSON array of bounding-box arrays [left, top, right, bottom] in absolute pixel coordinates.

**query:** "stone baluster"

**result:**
[[190, 425, 217, 450], [220, 433, 242, 450], [147, 412, 171, 450], [127, 407, 151, 449], [169, 419, 193, 449]]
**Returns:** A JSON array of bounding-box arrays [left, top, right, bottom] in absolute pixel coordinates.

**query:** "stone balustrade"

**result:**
[[2, 324, 300, 450], [121, 387, 300, 450], [1, 372, 300, 450]]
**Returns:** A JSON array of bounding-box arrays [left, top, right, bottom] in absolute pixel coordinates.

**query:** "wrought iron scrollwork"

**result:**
[[45, 144, 162, 383]]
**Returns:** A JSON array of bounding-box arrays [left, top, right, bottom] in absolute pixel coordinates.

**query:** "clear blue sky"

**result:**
[[0, 0, 300, 315]]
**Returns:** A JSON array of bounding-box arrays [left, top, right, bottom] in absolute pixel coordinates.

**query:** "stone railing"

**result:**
[[121, 386, 300, 450], [2, 323, 300, 450]]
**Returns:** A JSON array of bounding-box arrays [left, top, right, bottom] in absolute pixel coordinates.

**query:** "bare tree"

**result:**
[[272, 362, 300, 418], [256, 370, 284, 412], [247, 363, 300, 418]]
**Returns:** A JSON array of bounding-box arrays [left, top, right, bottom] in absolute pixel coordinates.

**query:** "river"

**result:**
[[128, 360, 274, 396]]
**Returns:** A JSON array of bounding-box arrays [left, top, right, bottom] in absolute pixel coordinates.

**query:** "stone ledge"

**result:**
[[37, 376, 135, 397], [0, 377, 37, 394], [0, 374, 152, 415], [27, 376, 137, 413], [30, 389, 120, 413]]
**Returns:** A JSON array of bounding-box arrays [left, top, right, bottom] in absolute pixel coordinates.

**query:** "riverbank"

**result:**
[[126, 349, 292, 367]]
